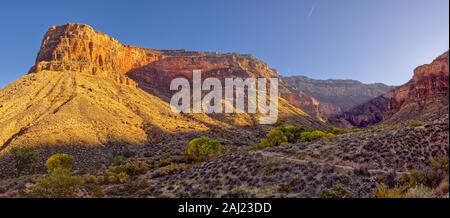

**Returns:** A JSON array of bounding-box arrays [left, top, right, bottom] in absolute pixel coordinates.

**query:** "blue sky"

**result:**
[[0, 0, 448, 88]]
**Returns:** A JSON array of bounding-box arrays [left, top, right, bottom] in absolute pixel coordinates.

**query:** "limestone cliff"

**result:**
[[330, 51, 449, 127]]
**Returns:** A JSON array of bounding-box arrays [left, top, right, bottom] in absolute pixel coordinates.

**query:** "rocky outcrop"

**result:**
[[282, 76, 395, 120], [28, 24, 166, 87], [331, 51, 449, 127]]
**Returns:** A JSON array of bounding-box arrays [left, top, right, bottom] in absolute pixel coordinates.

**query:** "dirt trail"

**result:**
[[254, 150, 407, 175]]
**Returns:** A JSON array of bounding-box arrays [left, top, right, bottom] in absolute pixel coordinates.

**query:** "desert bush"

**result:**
[[226, 187, 253, 198], [259, 129, 288, 148], [409, 120, 424, 128], [106, 171, 129, 184], [91, 185, 105, 198], [46, 153, 74, 172], [105, 160, 149, 184], [435, 178, 449, 197], [28, 154, 82, 198], [373, 184, 404, 198], [83, 174, 99, 184], [158, 163, 190, 176], [422, 156, 449, 187], [279, 126, 312, 143], [278, 176, 300, 193], [404, 185, 436, 198], [120, 161, 149, 176], [324, 127, 346, 135], [431, 156, 449, 174], [350, 127, 363, 132], [28, 168, 83, 198], [258, 126, 337, 149], [320, 186, 352, 198], [114, 155, 125, 165], [300, 130, 333, 142], [10, 147, 38, 176], [186, 137, 222, 161], [401, 169, 427, 188]]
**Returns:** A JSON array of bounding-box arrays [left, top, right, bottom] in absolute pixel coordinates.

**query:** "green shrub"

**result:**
[[127, 161, 149, 175], [104, 160, 149, 184], [259, 129, 288, 148], [112, 160, 150, 176], [186, 137, 222, 161], [259, 126, 337, 149], [279, 126, 312, 143], [106, 171, 129, 184], [404, 185, 436, 198], [300, 130, 333, 142], [320, 186, 352, 198], [10, 147, 38, 176], [46, 153, 74, 172], [28, 154, 82, 198], [324, 127, 346, 135]]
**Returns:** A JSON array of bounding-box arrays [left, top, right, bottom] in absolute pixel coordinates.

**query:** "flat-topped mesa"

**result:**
[[28, 23, 163, 86], [28, 23, 279, 88]]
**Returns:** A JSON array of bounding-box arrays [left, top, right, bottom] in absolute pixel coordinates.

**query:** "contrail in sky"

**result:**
[[308, 5, 315, 18]]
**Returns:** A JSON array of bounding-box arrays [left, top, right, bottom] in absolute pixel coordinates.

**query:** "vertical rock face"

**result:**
[[331, 51, 449, 127], [28, 24, 163, 87], [407, 52, 449, 105], [127, 53, 279, 94], [30, 24, 161, 74], [282, 76, 395, 120]]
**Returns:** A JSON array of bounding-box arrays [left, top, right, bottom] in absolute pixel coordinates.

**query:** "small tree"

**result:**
[[29, 168, 83, 198], [28, 153, 82, 198], [259, 129, 288, 148], [279, 126, 311, 143], [300, 130, 332, 142], [186, 137, 222, 161], [46, 153, 74, 172], [10, 147, 38, 176]]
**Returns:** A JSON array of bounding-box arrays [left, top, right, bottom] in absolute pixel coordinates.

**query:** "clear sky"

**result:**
[[0, 0, 448, 88]]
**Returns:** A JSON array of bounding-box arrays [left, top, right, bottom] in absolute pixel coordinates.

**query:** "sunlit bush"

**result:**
[[28, 153, 82, 198], [259, 129, 288, 148], [46, 153, 74, 172], [186, 137, 222, 161]]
